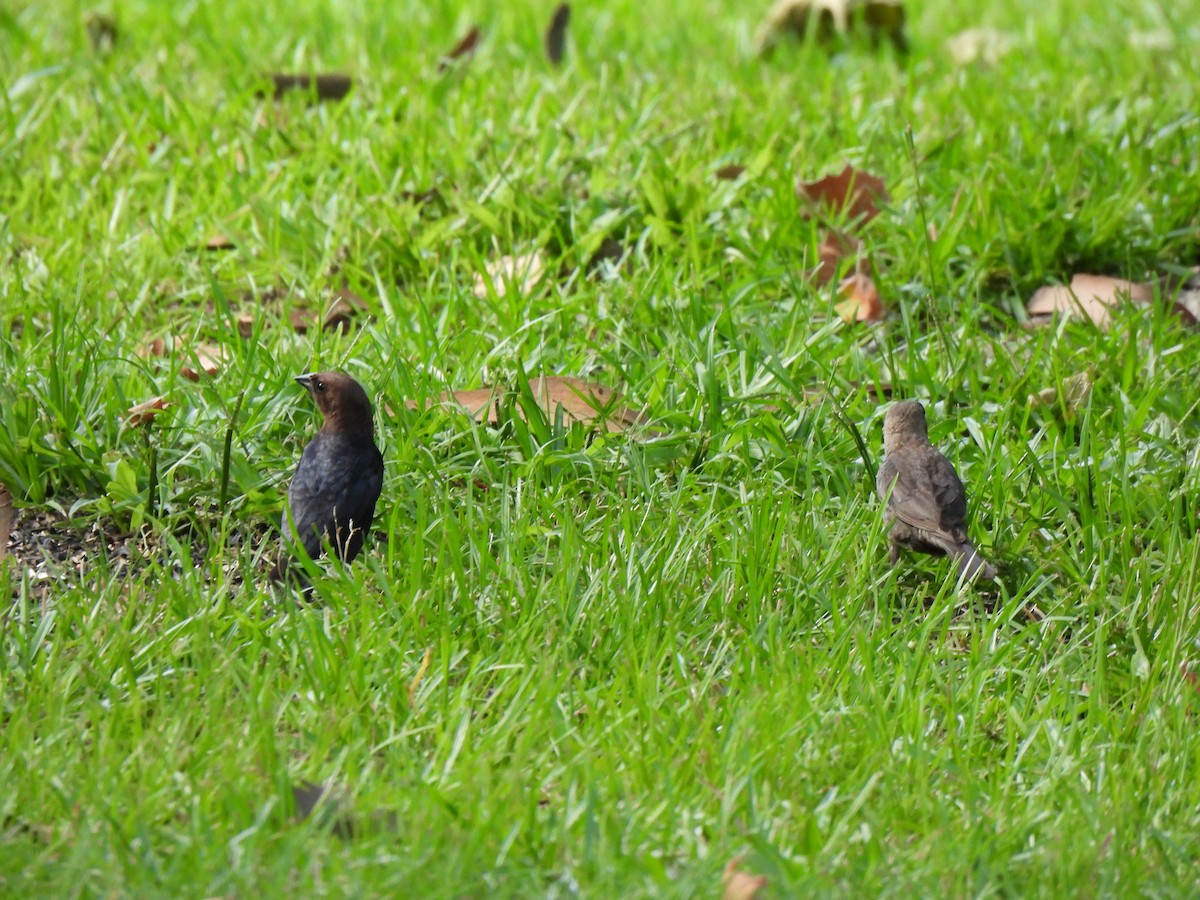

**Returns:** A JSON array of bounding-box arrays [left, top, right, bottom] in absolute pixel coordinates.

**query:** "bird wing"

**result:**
[[878, 450, 969, 542], [284, 438, 383, 559]]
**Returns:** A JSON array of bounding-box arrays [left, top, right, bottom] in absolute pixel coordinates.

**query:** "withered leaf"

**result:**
[[323, 288, 369, 333], [834, 272, 883, 322], [473, 251, 547, 299], [714, 164, 747, 181], [815, 229, 865, 284], [141, 336, 227, 379], [264, 73, 353, 102], [411, 376, 647, 434], [288, 309, 313, 333], [202, 233, 236, 251], [545, 3, 571, 65], [756, 0, 907, 57], [797, 164, 889, 224], [721, 856, 768, 900], [0, 487, 12, 565], [1027, 274, 1153, 328], [1029, 369, 1093, 417], [439, 25, 482, 71], [85, 12, 118, 53], [236, 314, 255, 338], [125, 396, 170, 427], [947, 27, 1013, 66]]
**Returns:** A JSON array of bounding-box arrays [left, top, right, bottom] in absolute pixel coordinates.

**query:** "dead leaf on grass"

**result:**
[[0, 488, 12, 564], [236, 314, 255, 338], [323, 288, 369, 333], [797, 164, 889, 225], [439, 25, 482, 71], [815, 229, 865, 284], [411, 376, 647, 433], [834, 272, 884, 322], [946, 28, 1013, 66], [756, 0, 907, 57], [1027, 274, 1153, 328], [1028, 369, 1093, 417], [721, 855, 767, 900], [545, 3, 571, 65], [125, 396, 170, 427], [141, 336, 227, 379], [84, 11, 118, 53], [473, 251, 547, 299], [714, 163, 747, 181], [201, 233, 236, 252], [264, 73, 354, 102]]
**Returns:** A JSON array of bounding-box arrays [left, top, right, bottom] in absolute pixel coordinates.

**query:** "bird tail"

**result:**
[[948, 541, 997, 581]]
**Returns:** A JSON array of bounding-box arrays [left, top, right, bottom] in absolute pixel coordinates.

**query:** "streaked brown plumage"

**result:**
[[876, 400, 996, 581]]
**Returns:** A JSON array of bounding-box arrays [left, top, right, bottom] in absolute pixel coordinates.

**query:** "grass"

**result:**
[[3, 0, 1200, 895]]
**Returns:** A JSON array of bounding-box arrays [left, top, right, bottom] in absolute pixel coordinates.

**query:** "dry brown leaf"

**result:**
[[265, 73, 353, 102], [815, 229, 865, 284], [797, 164, 889, 225], [236, 314, 255, 338], [756, 0, 907, 57], [288, 309, 313, 333], [1027, 274, 1153, 328], [0, 488, 12, 565], [411, 376, 646, 433], [180, 344, 227, 381], [947, 28, 1013, 66], [722, 856, 767, 900], [202, 233, 236, 252], [545, 3, 571, 65], [714, 163, 747, 181], [323, 289, 369, 333], [440, 25, 482, 71], [834, 272, 884, 322], [473, 251, 547, 299], [1029, 370, 1093, 417], [85, 12, 118, 53], [125, 396, 170, 427]]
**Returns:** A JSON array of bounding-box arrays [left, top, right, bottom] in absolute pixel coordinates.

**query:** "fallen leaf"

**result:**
[[473, 251, 547, 299], [1029, 369, 1093, 417], [714, 163, 747, 181], [756, 0, 907, 57], [289, 309, 313, 333], [323, 289, 369, 333], [411, 376, 646, 433], [834, 272, 884, 322], [84, 11, 118, 53], [815, 229, 865, 284], [947, 27, 1013, 66], [1027, 274, 1153, 328], [439, 25, 481, 71], [265, 73, 353, 102], [236, 314, 255, 338], [125, 396, 170, 427], [0, 488, 12, 564], [797, 164, 889, 225], [545, 3, 571, 65], [722, 856, 767, 900], [202, 233, 236, 252], [180, 344, 227, 381]]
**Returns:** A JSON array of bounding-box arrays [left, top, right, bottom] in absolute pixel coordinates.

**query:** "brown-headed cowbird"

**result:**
[[876, 400, 997, 581], [272, 371, 383, 580]]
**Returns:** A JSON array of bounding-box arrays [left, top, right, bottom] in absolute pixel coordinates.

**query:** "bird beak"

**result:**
[[294, 373, 315, 389]]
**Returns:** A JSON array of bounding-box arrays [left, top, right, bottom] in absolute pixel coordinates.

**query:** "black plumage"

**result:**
[[273, 371, 383, 580]]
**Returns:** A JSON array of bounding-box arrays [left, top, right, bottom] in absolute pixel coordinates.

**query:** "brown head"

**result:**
[[295, 371, 375, 438], [882, 399, 930, 453]]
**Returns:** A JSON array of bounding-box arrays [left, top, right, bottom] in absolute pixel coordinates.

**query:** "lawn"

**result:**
[[3, 0, 1200, 895]]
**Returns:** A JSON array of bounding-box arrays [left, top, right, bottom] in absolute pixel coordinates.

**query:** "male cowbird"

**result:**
[[876, 400, 997, 581], [272, 371, 383, 580]]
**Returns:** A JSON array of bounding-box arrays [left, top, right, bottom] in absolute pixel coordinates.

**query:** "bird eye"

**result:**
[[315, 380, 326, 392]]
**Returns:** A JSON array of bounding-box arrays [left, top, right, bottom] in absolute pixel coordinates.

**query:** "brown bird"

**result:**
[[876, 399, 997, 581], [272, 371, 384, 581]]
